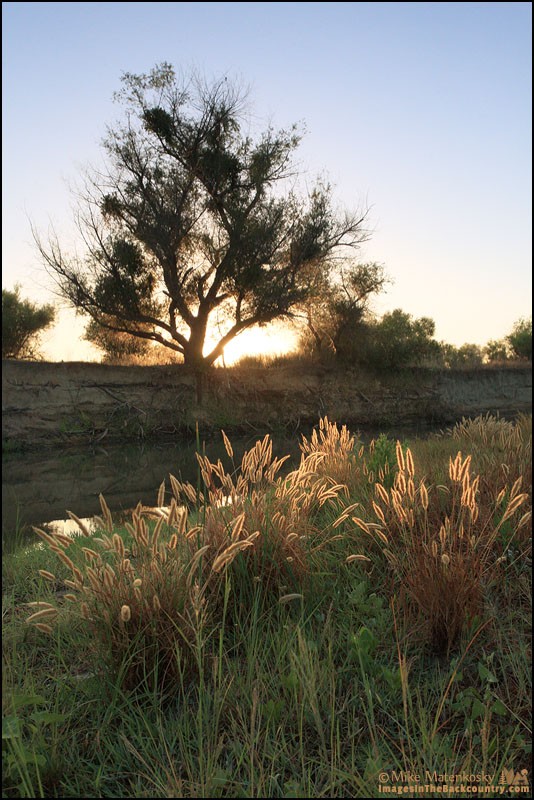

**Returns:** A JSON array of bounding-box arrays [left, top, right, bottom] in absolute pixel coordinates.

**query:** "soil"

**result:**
[[2, 360, 532, 448]]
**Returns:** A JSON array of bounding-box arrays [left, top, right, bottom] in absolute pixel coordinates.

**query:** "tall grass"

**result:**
[[335, 441, 530, 654], [3, 413, 531, 797]]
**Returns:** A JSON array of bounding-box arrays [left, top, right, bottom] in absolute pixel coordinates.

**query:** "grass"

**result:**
[[2, 414, 532, 798]]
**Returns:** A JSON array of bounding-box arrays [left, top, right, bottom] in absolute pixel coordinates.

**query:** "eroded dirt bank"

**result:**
[[2, 360, 532, 448]]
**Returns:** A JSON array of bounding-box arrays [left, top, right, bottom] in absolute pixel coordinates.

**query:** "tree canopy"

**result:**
[[299, 261, 390, 358], [2, 287, 55, 360], [36, 64, 370, 368], [84, 316, 151, 363], [350, 309, 440, 369], [506, 317, 532, 361]]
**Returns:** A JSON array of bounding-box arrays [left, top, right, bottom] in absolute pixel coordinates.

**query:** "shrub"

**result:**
[[506, 317, 532, 361], [484, 339, 510, 363], [440, 342, 485, 368], [2, 287, 55, 359], [355, 310, 441, 369], [337, 439, 531, 654]]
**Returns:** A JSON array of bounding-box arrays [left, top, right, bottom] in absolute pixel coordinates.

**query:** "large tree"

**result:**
[[2, 286, 55, 360], [36, 64, 369, 369]]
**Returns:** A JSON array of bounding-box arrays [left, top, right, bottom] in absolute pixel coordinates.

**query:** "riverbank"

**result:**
[[2, 360, 532, 449]]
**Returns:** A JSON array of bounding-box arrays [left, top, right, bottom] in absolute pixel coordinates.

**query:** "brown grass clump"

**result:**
[[339, 441, 531, 654], [300, 419, 402, 500], [445, 413, 532, 515], [28, 497, 211, 691], [27, 415, 530, 685], [169, 430, 347, 593], [27, 427, 347, 690], [299, 416, 368, 494]]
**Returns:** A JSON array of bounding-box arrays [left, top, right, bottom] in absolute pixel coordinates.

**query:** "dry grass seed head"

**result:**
[[38, 570, 57, 582], [32, 527, 57, 548], [99, 494, 113, 532], [396, 441, 405, 472]]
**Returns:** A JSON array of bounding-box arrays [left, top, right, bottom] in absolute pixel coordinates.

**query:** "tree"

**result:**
[[35, 64, 369, 371], [84, 316, 150, 363], [2, 286, 55, 359], [506, 317, 532, 360], [299, 261, 390, 359], [84, 315, 182, 364], [484, 339, 510, 363], [439, 342, 484, 368], [357, 309, 440, 369]]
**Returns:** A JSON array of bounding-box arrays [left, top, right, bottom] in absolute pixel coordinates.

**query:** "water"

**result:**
[[2, 434, 301, 547], [2, 423, 440, 549]]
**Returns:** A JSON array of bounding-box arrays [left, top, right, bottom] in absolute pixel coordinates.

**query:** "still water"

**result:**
[[2, 423, 439, 549], [2, 433, 301, 547]]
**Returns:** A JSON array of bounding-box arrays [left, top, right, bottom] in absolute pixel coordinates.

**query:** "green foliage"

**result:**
[[36, 63, 369, 368], [3, 693, 66, 798], [299, 261, 390, 358], [374, 309, 438, 367], [366, 433, 402, 487], [484, 338, 510, 362], [439, 342, 484, 368], [506, 317, 532, 360], [300, 299, 531, 371], [2, 287, 55, 360], [353, 309, 440, 369], [301, 304, 442, 369]]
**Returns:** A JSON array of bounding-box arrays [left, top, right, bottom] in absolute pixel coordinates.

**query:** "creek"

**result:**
[[2, 422, 442, 550]]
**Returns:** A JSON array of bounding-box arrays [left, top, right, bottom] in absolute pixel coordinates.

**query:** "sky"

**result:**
[[2, 1, 532, 362]]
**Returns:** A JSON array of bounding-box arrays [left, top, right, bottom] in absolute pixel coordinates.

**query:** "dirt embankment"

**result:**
[[2, 360, 532, 448]]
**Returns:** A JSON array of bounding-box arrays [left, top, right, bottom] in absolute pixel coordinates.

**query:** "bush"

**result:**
[[336, 435, 531, 654], [484, 339, 510, 363], [354, 310, 441, 369], [506, 318, 532, 360], [439, 342, 484, 368], [2, 287, 55, 359]]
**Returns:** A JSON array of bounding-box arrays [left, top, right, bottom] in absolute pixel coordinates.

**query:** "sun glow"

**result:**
[[39, 307, 300, 365], [209, 321, 299, 365]]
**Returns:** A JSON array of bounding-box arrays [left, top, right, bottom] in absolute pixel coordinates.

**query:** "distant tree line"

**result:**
[[298, 269, 531, 370], [3, 279, 530, 370]]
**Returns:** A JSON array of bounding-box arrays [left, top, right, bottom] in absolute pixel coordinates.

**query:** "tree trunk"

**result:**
[[183, 319, 209, 405]]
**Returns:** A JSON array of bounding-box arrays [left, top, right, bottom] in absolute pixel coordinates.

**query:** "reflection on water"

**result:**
[[42, 516, 99, 538], [2, 423, 438, 550], [2, 435, 302, 548], [42, 508, 171, 539]]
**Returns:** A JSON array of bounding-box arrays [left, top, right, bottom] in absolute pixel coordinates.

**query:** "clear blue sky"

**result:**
[[2, 1, 532, 360]]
